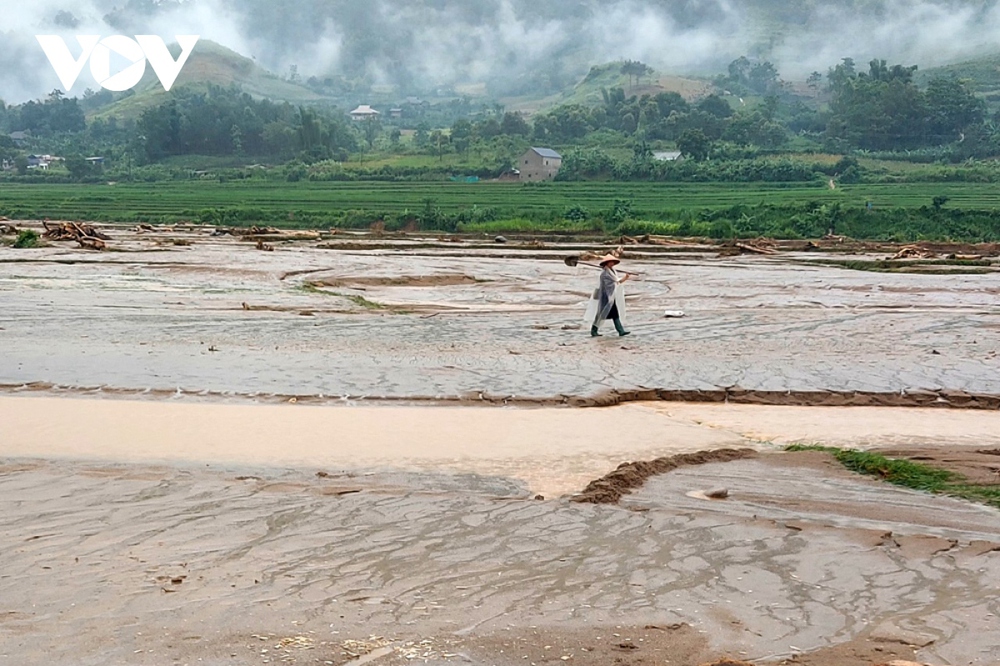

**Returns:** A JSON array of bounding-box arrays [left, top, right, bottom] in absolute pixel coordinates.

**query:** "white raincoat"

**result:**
[[583, 266, 627, 328]]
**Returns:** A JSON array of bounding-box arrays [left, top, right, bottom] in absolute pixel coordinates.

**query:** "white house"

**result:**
[[349, 105, 380, 121]]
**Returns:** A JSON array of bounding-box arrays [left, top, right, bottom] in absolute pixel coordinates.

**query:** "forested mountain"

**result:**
[[5, 0, 1000, 181]]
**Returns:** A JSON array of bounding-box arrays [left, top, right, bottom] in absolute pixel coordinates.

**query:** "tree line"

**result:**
[[2, 55, 999, 182]]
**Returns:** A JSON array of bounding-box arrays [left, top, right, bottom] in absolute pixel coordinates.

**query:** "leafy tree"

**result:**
[[499, 112, 530, 137], [924, 78, 984, 144], [677, 129, 711, 161], [64, 154, 92, 180], [362, 116, 381, 149], [697, 94, 733, 119], [807, 71, 823, 94], [414, 122, 430, 147], [450, 118, 473, 154], [621, 61, 653, 90]]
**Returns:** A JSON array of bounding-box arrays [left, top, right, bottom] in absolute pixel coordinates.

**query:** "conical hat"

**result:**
[[598, 254, 620, 266]]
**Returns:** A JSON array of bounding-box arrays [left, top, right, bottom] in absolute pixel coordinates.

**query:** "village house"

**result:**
[[518, 147, 562, 181], [27, 154, 61, 170], [653, 150, 682, 161], [8, 130, 31, 146], [349, 105, 380, 121]]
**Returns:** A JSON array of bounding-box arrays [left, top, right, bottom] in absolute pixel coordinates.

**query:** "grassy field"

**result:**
[[3, 180, 1000, 225]]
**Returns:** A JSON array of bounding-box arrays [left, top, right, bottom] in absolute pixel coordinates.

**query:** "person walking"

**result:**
[[585, 254, 631, 337]]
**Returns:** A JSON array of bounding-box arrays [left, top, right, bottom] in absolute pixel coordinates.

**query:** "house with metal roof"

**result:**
[[518, 147, 562, 181], [349, 105, 380, 121]]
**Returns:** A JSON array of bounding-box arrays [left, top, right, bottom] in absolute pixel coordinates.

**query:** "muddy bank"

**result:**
[[872, 446, 1000, 487], [4, 383, 1000, 411], [571, 448, 758, 504]]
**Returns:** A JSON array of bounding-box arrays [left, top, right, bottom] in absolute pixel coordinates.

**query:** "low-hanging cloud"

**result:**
[[2, 0, 1000, 104]]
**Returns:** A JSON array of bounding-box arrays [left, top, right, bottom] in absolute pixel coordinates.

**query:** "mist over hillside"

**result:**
[[3, 0, 1000, 103]]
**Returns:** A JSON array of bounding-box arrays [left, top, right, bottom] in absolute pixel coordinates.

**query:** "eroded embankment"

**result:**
[[571, 448, 759, 504], [4, 382, 1000, 410]]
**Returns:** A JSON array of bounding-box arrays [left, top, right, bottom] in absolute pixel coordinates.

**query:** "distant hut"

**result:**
[[518, 147, 562, 181], [349, 105, 380, 121]]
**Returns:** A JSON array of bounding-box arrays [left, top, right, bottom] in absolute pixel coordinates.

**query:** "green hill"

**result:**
[[89, 40, 331, 120], [920, 53, 1000, 108], [504, 62, 714, 115]]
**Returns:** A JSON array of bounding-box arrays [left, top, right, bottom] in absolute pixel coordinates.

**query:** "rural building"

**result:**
[[518, 147, 562, 181], [389, 108, 403, 119], [8, 130, 31, 146], [27, 154, 60, 170], [349, 105, 380, 121], [653, 150, 682, 161]]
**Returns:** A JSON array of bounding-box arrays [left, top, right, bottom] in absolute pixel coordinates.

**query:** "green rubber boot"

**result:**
[[591, 325, 601, 337], [614, 318, 630, 336]]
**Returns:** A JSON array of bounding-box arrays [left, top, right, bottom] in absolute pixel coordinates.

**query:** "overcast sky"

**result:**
[[2, 0, 999, 104]]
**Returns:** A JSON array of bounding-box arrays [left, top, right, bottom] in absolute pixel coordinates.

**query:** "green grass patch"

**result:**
[[300, 283, 388, 309], [12, 230, 39, 248], [341, 293, 387, 310], [785, 445, 1000, 508]]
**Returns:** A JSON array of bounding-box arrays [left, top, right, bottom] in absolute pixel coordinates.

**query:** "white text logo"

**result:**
[[35, 35, 199, 92]]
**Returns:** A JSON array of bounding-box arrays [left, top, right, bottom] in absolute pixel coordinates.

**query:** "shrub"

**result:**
[[13, 230, 39, 248]]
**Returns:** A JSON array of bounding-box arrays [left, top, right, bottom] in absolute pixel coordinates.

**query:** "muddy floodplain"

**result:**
[[1, 224, 1000, 666], [1, 223, 999, 400]]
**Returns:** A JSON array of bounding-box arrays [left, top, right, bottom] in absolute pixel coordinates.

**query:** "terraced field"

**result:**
[[4, 180, 1000, 225]]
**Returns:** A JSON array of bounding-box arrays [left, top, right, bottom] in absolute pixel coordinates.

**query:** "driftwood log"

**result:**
[[42, 221, 110, 250]]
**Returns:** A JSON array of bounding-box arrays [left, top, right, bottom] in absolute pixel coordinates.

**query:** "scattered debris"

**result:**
[[0, 223, 18, 235], [704, 487, 730, 499], [212, 225, 281, 237], [736, 241, 778, 255], [494, 235, 508, 244], [256, 240, 274, 251], [42, 220, 110, 250], [889, 245, 936, 260], [717, 239, 778, 256]]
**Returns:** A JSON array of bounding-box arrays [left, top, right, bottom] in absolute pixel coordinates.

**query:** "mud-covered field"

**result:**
[[2, 223, 1000, 666], [1, 223, 999, 401]]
